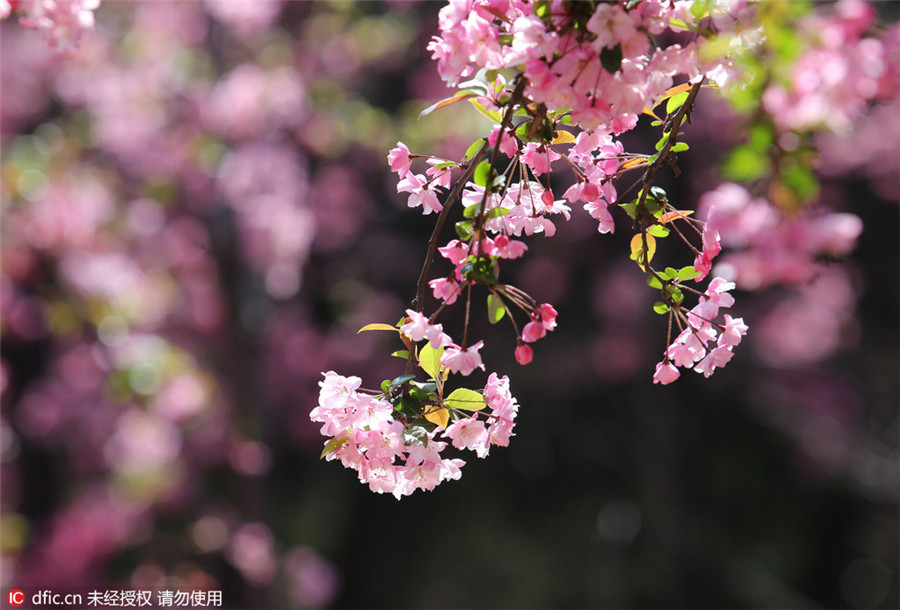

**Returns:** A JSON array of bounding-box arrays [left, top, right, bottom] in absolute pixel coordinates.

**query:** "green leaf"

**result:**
[[419, 343, 444, 381], [647, 275, 663, 289], [651, 120, 663, 127], [403, 425, 429, 446], [677, 266, 701, 281], [462, 138, 486, 162], [666, 285, 685, 304], [515, 121, 531, 142], [430, 161, 456, 170], [780, 160, 819, 203], [320, 435, 349, 459], [469, 98, 504, 123], [390, 374, 415, 388], [619, 200, 639, 220], [655, 135, 667, 151], [455, 220, 473, 240], [666, 90, 690, 115], [473, 161, 492, 188], [653, 301, 670, 315], [670, 141, 689, 153], [485, 207, 511, 220], [463, 203, 480, 218], [381, 379, 391, 392], [600, 43, 623, 74], [391, 350, 409, 359], [643, 196, 662, 215], [487, 294, 505, 324], [690, 0, 712, 19], [648, 225, 670, 238], [721, 144, 771, 182], [444, 388, 487, 411], [664, 267, 679, 279]]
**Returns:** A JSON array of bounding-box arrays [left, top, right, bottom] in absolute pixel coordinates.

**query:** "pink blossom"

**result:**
[[397, 173, 442, 215], [443, 417, 490, 457], [653, 361, 681, 385], [538, 303, 558, 331], [521, 321, 546, 343], [438, 240, 469, 265], [488, 125, 519, 157], [400, 309, 449, 349], [521, 142, 560, 175], [694, 346, 735, 378], [514, 343, 533, 365], [667, 336, 702, 369], [441, 341, 485, 376], [489, 235, 528, 259], [387, 142, 412, 175], [718, 315, 748, 347], [429, 277, 461, 305], [693, 277, 736, 319]]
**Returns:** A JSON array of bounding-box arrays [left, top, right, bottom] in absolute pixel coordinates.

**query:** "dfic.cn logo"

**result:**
[[7, 590, 24, 607]]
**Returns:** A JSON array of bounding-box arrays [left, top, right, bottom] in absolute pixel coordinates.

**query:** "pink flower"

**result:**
[[387, 142, 412, 175], [443, 417, 490, 457], [521, 143, 560, 175], [441, 341, 485, 376], [521, 321, 546, 343], [694, 346, 735, 378], [538, 303, 558, 331], [718, 315, 748, 347], [397, 173, 442, 215], [490, 235, 528, 259], [514, 343, 533, 365], [400, 309, 449, 349], [429, 277, 461, 305], [694, 277, 736, 319], [653, 361, 681, 385], [438, 240, 469, 265], [488, 126, 519, 157], [667, 336, 702, 368]]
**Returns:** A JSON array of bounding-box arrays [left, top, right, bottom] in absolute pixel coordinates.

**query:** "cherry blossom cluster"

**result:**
[[427, 0, 750, 131], [653, 278, 748, 384], [762, 0, 900, 133], [311, 368, 519, 499], [698, 183, 863, 290], [1, 0, 101, 49], [314, 0, 898, 493]]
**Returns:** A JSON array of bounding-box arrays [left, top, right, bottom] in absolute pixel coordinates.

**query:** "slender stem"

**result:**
[[474, 77, 528, 250], [405, 142, 489, 376], [411, 142, 489, 315]]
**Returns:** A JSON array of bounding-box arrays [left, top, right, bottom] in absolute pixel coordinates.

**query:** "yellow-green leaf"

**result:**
[[551, 129, 576, 145], [487, 294, 505, 324], [444, 388, 487, 412], [423, 406, 450, 429], [630, 233, 657, 270], [419, 343, 444, 381], [358, 323, 400, 334], [469, 98, 503, 123], [320, 436, 349, 459]]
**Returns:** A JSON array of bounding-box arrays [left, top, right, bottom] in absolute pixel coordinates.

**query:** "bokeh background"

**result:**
[[1, 1, 898, 608]]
